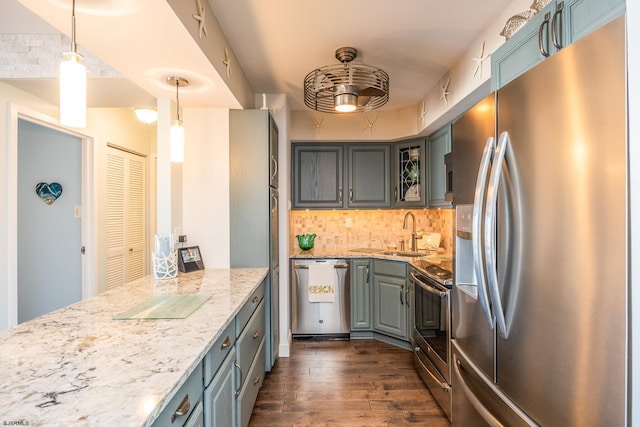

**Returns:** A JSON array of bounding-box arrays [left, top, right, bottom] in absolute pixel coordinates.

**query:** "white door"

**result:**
[[106, 146, 147, 289], [17, 119, 82, 323]]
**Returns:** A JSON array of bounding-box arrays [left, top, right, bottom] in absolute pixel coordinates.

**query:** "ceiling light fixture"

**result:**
[[59, 0, 86, 128], [167, 76, 188, 163], [133, 108, 158, 124], [304, 47, 389, 114]]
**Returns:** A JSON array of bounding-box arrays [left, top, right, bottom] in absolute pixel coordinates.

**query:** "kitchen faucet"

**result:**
[[403, 211, 419, 252]]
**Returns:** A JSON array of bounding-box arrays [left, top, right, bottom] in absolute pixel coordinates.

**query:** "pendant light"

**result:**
[[167, 76, 188, 163], [59, 0, 86, 128]]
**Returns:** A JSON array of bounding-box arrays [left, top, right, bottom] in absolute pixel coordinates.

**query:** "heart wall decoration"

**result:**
[[35, 182, 63, 205]]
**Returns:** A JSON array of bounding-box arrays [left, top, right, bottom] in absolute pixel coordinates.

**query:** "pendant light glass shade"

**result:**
[[59, 0, 86, 128], [167, 76, 188, 163], [170, 120, 185, 163], [60, 51, 86, 128]]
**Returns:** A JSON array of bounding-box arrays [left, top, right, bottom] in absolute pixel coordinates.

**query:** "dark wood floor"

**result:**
[[249, 339, 451, 426]]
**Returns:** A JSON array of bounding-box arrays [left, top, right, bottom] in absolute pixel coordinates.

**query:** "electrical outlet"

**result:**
[[345, 218, 352, 228], [178, 235, 187, 243]]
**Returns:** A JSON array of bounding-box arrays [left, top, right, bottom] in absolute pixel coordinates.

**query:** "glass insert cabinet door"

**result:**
[[394, 138, 426, 206]]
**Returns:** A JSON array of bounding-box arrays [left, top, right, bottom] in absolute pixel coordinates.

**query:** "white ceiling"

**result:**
[[1, 0, 515, 112]]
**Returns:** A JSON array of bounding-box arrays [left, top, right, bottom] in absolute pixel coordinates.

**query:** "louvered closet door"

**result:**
[[106, 147, 147, 289]]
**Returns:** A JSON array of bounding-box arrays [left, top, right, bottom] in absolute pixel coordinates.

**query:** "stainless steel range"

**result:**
[[410, 258, 453, 420]]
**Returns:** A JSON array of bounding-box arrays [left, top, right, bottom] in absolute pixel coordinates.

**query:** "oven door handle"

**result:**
[[410, 272, 446, 297], [414, 347, 451, 392]]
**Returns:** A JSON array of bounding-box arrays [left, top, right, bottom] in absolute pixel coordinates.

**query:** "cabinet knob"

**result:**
[[253, 331, 260, 339], [254, 376, 261, 385], [252, 296, 260, 303]]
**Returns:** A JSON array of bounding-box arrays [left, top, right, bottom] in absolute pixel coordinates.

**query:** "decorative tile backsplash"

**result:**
[[290, 209, 454, 252]]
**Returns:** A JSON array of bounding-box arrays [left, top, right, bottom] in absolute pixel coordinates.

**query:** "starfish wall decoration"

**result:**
[[472, 41, 490, 78], [223, 47, 231, 78], [362, 114, 379, 136], [440, 78, 452, 107], [192, 0, 208, 38], [418, 101, 429, 124], [310, 116, 327, 135]]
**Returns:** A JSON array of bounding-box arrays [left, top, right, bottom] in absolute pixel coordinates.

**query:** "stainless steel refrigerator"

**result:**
[[451, 16, 627, 426]]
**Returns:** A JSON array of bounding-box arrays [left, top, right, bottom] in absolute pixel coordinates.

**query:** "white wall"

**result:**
[[0, 82, 157, 329], [181, 108, 230, 268], [0, 83, 58, 329], [627, 0, 639, 423]]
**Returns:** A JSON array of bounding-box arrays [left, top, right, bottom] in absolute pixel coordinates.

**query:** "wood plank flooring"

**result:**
[[249, 339, 450, 426]]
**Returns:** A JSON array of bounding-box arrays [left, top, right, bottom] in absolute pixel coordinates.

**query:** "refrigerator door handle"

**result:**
[[453, 354, 504, 427], [452, 343, 539, 427], [472, 136, 495, 328], [484, 131, 512, 338]]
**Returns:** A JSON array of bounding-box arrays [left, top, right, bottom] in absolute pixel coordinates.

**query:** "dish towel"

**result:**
[[307, 264, 336, 303]]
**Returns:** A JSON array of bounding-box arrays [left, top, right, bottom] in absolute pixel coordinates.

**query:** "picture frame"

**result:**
[[178, 246, 205, 273]]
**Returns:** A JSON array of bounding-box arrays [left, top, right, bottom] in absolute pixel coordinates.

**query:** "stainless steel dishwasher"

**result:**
[[291, 259, 350, 338]]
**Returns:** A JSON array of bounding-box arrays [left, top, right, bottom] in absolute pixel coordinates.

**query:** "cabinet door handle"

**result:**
[[270, 155, 278, 182], [394, 186, 398, 201], [365, 266, 370, 284], [221, 336, 231, 349], [538, 12, 551, 57], [253, 330, 260, 339], [551, 1, 564, 50], [252, 296, 260, 303], [254, 376, 262, 385], [339, 188, 343, 203], [234, 360, 242, 398], [349, 188, 353, 202], [400, 285, 405, 305], [171, 394, 190, 423]]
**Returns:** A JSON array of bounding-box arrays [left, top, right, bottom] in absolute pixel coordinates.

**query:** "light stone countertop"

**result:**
[[0, 268, 268, 427], [290, 247, 453, 263]]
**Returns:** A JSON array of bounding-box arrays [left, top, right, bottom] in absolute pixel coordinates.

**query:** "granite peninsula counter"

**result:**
[[0, 268, 268, 426]]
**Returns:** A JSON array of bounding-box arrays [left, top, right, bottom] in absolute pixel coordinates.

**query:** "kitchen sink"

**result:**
[[381, 250, 426, 258]]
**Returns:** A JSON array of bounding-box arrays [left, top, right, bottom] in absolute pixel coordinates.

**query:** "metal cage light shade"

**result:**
[[304, 47, 389, 113]]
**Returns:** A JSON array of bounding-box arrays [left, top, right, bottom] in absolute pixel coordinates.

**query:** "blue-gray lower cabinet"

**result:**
[[184, 401, 204, 427], [372, 260, 409, 341], [237, 339, 266, 427], [350, 259, 372, 330], [203, 353, 235, 427], [152, 364, 204, 427], [202, 283, 266, 427]]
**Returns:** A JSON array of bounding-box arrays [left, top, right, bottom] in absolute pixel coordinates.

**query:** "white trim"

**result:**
[[7, 103, 97, 326]]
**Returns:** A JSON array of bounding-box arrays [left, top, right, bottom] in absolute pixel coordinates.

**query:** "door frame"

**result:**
[[7, 103, 97, 327]]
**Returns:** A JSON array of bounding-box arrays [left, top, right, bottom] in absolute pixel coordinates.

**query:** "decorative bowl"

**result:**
[[295, 233, 316, 250]]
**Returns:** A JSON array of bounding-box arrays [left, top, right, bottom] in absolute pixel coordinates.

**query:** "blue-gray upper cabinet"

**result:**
[[428, 124, 452, 208], [292, 143, 390, 209], [491, 0, 625, 90], [292, 144, 344, 209], [393, 138, 427, 207], [347, 144, 391, 208]]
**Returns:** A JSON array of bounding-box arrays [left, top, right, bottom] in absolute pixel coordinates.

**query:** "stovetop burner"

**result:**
[[424, 264, 453, 280], [411, 259, 453, 286]]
